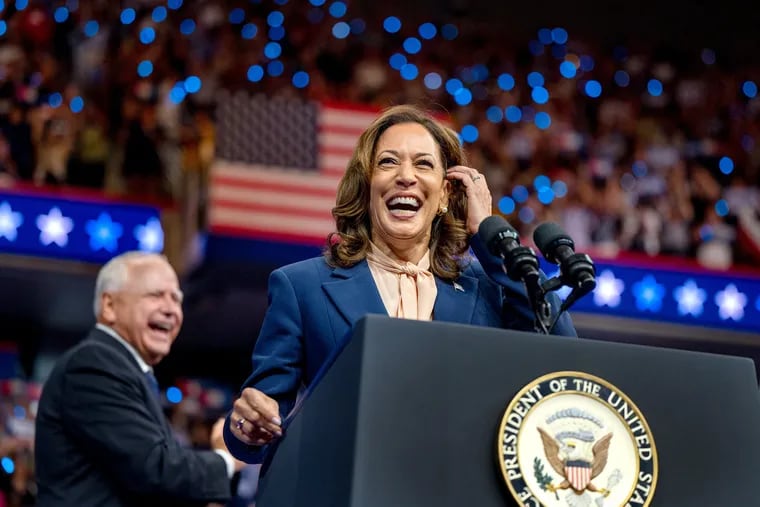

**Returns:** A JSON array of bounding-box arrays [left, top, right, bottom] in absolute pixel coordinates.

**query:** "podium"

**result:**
[[256, 315, 760, 506]]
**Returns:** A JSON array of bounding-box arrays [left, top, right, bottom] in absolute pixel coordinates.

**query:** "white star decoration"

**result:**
[[134, 217, 164, 252], [673, 279, 707, 317], [36, 207, 74, 247], [714, 284, 747, 321], [593, 269, 625, 308], [0, 201, 23, 241]]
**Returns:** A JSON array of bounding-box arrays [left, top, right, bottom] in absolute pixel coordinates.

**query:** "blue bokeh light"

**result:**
[[139, 27, 156, 44], [184, 76, 202, 93], [614, 70, 630, 87], [441, 23, 458, 40], [519, 206, 536, 224], [54, 6, 69, 22], [419, 22, 437, 39], [137, 60, 153, 77], [309, 0, 326, 5], [15, 0, 28, 10], [400, 63, 418, 80], [83, 20, 99, 37], [169, 85, 186, 104], [48, 93, 63, 108], [264, 42, 282, 59], [241, 23, 257, 39], [552, 180, 568, 198], [179, 19, 196, 35], [166, 386, 183, 404], [551, 27, 568, 44], [647, 79, 663, 96], [453, 88, 472, 106], [332, 21, 350, 38], [267, 11, 284, 27], [532, 86, 549, 104], [349, 18, 365, 34], [498, 196, 516, 214], [534, 111, 551, 129], [534, 175, 551, 190], [537, 28, 552, 45], [512, 185, 529, 203], [527, 72, 544, 88], [383, 16, 401, 33], [423, 72, 442, 90], [632, 160, 648, 177], [505, 105, 522, 123], [329, 1, 347, 18], [460, 124, 479, 143], [579, 55, 595, 71], [559, 61, 576, 78], [715, 199, 729, 217], [743, 81, 758, 98], [167, 0, 182, 9], [585, 80, 602, 98], [229, 8, 245, 24], [497, 73, 515, 91], [292, 71, 310, 88], [486, 105, 503, 123], [69, 96, 84, 113], [445, 78, 463, 95], [403, 37, 422, 55], [152, 6, 167, 22], [719, 156, 734, 175], [537, 186, 555, 204], [1, 457, 14, 474], [267, 60, 284, 77], [247, 64, 264, 82], [389, 53, 407, 70], [120, 8, 136, 25], [269, 25, 285, 40]]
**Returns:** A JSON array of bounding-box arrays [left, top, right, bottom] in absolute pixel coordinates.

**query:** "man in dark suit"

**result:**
[[35, 252, 241, 506]]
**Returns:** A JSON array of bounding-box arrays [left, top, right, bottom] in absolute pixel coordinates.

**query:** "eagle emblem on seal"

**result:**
[[537, 408, 614, 496]]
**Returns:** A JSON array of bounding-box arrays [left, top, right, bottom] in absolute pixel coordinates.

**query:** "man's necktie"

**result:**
[[145, 371, 160, 398]]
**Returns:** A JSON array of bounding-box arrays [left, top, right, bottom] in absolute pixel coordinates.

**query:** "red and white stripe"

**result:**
[[565, 465, 592, 491], [208, 103, 378, 245]]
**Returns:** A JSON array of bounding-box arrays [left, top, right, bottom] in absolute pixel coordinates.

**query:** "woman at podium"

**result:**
[[224, 104, 576, 463]]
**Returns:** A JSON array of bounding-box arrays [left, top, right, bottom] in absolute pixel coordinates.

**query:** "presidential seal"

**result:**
[[497, 372, 657, 507]]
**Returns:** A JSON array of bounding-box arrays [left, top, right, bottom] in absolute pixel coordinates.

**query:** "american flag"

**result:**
[[208, 93, 379, 245]]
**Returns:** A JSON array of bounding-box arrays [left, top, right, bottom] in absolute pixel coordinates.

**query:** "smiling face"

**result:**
[[100, 256, 184, 365], [369, 122, 450, 261]]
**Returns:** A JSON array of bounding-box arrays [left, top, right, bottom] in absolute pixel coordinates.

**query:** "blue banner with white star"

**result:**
[[0, 190, 164, 263], [542, 260, 760, 334]]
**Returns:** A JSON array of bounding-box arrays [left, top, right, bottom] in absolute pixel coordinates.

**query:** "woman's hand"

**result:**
[[229, 387, 283, 446], [446, 165, 493, 234]]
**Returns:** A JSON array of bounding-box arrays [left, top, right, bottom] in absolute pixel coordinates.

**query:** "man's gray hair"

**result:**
[[93, 251, 165, 318]]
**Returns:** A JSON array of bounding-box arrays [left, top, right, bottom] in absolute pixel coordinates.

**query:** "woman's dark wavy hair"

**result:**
[[325, 104, 470, 281]]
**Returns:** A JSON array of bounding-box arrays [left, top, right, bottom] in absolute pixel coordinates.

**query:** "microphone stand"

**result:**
[[499, 245, 553, 335], [524, 272, 552, 335]]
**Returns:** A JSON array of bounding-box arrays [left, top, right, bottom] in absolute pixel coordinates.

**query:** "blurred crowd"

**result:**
[[1, 1, 760, 505], [0, 376, 259, 507], [1, 1, 759, 269]]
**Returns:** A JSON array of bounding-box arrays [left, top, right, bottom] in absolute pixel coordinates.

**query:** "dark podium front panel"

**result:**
[[256, 315, 760, 507]]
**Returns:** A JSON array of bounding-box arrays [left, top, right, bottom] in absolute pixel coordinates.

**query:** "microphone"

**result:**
[[478, 216, 552, 334], [532, 222, 596, 312]]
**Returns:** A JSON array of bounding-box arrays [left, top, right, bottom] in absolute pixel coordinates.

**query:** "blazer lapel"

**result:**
[[433, 274, 479, 324], [322, 260, 388, 328]]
